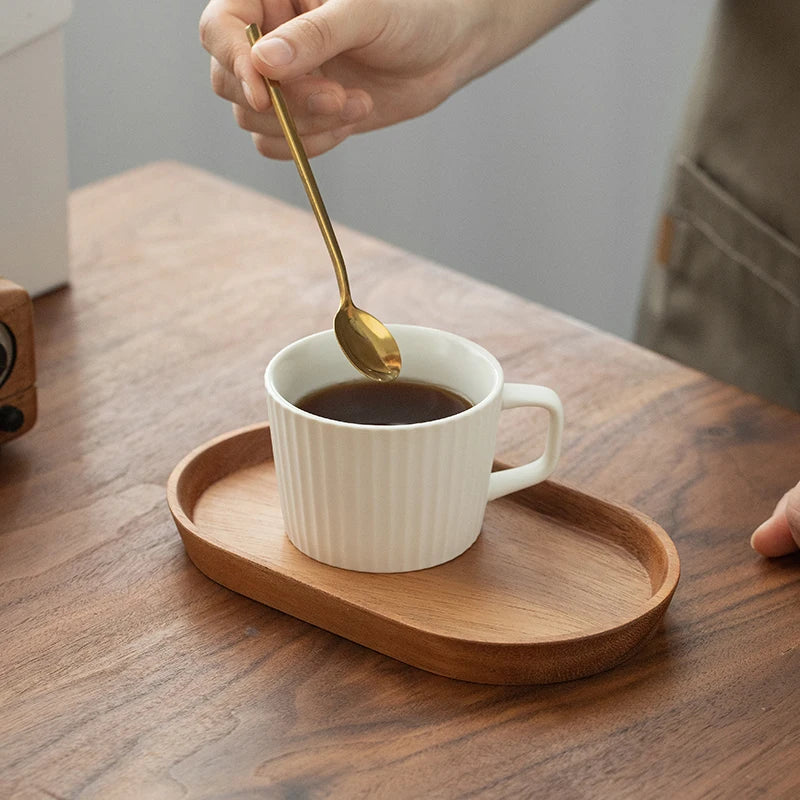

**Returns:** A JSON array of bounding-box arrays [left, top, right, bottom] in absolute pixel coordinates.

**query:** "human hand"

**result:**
[[751, 480, 800, 557], [199, 0, 593, 158], [199, 0, 495, 159]]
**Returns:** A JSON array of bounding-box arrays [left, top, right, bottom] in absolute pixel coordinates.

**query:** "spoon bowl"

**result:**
[[334, 303, 402, 382]]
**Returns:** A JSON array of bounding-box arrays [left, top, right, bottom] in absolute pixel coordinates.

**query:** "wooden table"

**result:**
[[2, 162, 798, 799]]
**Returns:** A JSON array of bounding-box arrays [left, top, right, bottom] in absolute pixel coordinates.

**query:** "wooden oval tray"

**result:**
[[167, 423, 680, 684]]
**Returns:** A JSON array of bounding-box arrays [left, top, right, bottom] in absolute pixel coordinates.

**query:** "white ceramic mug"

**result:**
[[265, 324, 563, 572]]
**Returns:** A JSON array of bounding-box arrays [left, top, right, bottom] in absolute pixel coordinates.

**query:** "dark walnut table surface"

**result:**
[[1, 162, 798, 799]]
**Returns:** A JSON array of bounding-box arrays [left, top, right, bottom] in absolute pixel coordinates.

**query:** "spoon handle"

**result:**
[[246, 23, 351, 305]]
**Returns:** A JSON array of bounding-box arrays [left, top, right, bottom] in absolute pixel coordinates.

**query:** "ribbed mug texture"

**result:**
[[267, 389, 500, 571]]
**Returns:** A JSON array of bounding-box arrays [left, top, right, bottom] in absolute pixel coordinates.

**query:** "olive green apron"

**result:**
[[636, 0, 800, 410]]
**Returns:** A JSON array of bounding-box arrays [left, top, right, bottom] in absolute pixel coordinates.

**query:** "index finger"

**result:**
[[199, 0, 271, 110], [751, 485, 800, 557]]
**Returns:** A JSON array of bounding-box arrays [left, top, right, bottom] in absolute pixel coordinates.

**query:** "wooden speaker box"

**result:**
[[0, 278, 37, 444]]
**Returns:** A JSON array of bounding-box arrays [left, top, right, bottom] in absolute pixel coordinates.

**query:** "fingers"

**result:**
[[214, 58, 372, 137], [751, 481, 800, 557], [237, 85, 371, 137], [200, 0, 270, 110], [252, 125, 358, 160], [250, 0, 384, 81], [214, 56, 367, 120], [234, 88, 371, 138]]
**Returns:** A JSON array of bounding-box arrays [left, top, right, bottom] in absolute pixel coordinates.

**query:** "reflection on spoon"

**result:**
[[335, 304, 402, 382], [246, 23, 401, 382]]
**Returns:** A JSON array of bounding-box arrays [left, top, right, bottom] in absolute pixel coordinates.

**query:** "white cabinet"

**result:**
[[1, 1, 73, 296]]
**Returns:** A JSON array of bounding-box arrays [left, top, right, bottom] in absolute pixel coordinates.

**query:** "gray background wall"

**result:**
[[64, 1, 714, 339]]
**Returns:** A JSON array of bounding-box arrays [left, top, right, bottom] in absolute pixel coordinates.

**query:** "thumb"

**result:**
[[251, 0, 384, 79], [751, 481, 800, 557]]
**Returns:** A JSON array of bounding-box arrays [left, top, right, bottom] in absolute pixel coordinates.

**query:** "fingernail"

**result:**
[[254, 37, 294, 67], [341, 97, 365, 122], [242, 81, 256, 109]]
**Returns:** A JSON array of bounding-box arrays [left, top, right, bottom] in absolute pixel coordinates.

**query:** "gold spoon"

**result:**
[[246, 23, 401, 382]]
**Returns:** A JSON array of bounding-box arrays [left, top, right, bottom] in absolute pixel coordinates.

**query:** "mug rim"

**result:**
[[264, 324, 504, 430]]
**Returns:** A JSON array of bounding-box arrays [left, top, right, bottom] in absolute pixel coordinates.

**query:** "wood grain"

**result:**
[[1, 162, 798, 799]]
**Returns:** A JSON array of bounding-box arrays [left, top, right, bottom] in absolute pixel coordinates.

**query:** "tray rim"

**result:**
[[167, 423, 680, 682], [167, 423, 681, 642]]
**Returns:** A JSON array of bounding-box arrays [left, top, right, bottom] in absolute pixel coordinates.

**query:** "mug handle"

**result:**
[[486, 383, 564, 502]]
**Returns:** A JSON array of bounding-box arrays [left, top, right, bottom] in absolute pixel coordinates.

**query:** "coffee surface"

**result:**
[[296, 379, 472, 425]]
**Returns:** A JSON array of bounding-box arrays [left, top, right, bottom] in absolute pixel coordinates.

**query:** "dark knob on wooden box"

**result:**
[[0, 405, 25, 432]]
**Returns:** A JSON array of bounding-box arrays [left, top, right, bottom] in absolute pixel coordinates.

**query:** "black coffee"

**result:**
[[296, 379, 472, 425]]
